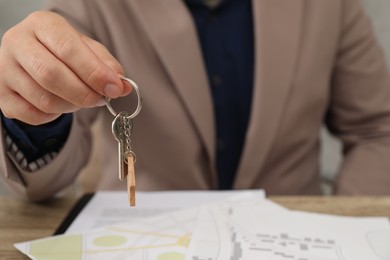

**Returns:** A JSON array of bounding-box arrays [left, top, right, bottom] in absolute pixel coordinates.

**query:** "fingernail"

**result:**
[[104, 83, 121, 98], [96, 97, 106, 107]]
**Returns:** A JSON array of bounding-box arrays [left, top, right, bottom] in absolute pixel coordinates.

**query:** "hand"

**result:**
[[0, 11, 131, 125]]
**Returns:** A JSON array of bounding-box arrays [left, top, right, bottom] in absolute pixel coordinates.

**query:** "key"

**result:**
[[112, 111, 136, 206], [106, 76, 142, 207], [112, 111, 130, 181]]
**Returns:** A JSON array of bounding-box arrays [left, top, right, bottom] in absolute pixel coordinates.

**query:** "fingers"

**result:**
[[0, 59, 69, 124], [30, 11, 125, 98], [3, 63, 79, 114], [0, 89, 61, 126], [14, 30, 105, 108], [0, 11, 130, 125]]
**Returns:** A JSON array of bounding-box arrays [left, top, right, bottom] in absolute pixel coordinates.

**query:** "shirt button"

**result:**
[[211, 75, 222, 87], [217, 139, 225, 151], [208, 13, 217, 22]]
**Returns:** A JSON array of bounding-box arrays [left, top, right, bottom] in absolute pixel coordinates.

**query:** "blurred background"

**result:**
[[0, 0, 44, 34], [0, 0, 389, 195]]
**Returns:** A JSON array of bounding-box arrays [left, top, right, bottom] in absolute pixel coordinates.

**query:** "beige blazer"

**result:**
[[2, 0, 390, 201]]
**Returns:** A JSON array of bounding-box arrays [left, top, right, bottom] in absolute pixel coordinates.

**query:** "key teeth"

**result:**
[[112, 112, 132, 181]]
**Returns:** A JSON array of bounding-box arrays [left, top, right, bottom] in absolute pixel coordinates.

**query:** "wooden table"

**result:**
[[1, 195, 390, 259]]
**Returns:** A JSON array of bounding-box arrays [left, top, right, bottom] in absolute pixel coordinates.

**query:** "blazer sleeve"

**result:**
[[328, 0, 390, 194], [0, 0, 99, 201]]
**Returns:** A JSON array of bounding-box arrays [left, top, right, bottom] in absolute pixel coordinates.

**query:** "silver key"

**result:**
[[112, 111, 132, 180], [105, 77, 141, 206]]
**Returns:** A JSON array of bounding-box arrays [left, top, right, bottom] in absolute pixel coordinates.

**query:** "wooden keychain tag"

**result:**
[[127, 154, 136, 207]]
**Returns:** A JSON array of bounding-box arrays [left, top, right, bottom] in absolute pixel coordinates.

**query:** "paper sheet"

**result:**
[[14, 191, 390, 260], [15, 207, 199, 260], [66, 190, 265, 233], [186, 199, 390, 260], [15, 191, 268, 260]]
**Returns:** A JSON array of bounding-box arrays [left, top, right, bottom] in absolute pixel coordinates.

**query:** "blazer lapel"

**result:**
[[129, 0, 216, 177], [235, 0, 304, 188]]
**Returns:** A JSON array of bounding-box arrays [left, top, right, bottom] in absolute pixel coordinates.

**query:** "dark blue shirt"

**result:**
[[2, 0, 254, 189], [185, 0, 254, 189], [2, 115, 72, 162]]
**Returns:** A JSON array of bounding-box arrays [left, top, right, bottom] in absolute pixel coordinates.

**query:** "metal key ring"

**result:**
[[105, 77, 142, 119]]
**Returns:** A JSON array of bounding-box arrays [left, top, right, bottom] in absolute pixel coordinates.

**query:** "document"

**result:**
[[66, 190, 265, 233], [14, 190, 390, 260], [15, 190, 267, 260], [186, 198, 390, 260]]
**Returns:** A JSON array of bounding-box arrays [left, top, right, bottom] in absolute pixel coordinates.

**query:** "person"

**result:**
[[1, 0, 390, 202]]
